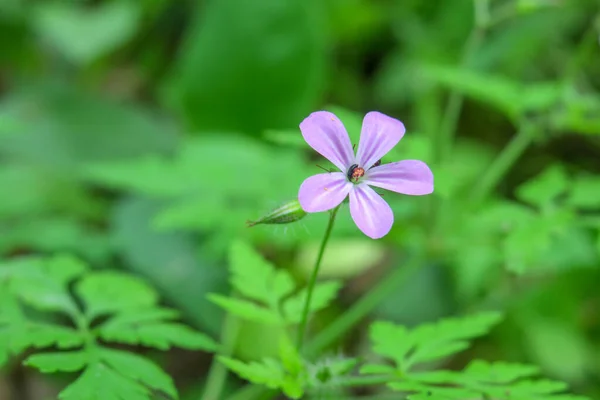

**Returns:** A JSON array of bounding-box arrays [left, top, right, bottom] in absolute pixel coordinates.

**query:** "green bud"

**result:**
[[247, 199, 307, 227]]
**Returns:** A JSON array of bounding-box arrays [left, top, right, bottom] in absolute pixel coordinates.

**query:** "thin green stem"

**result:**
[[226, 255, 423, 400], [296, 205, 341, 351], [337, 375, 398, 387], [470, 123, 536, 204], [437, 0, 486, 164], [306, 256, 422, 357], [200, 311, 241, 400]]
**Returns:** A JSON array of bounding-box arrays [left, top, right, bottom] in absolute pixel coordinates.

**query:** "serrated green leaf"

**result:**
[[463, 360, 540, 383], [25, 350, 88, 373], [369, 321, 412, 366], [408, 312, 503, 366], [516, 165, 569, 208], [59, 361, 149, 400], [46, 254, 89, 284], [76, 272, 158, 319], [401, 361, 591, 400], [10, 256, 83, 316], [369, 313, 503, 372], [99, 319, 217, 351], [207, 294, 281, 325], [20, 323, 83, 350], [283, 281, 342, 324], [99, 347, 178, 399], [566, 176, 600, 209], [218, 356, 292, 395], [229, 241, 295, 306]]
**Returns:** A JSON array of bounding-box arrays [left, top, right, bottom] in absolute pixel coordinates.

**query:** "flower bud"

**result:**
[[247, 199, 307, 227]]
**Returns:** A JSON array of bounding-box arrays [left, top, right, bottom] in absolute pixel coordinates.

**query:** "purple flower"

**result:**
[[298, 111, 434, 239]]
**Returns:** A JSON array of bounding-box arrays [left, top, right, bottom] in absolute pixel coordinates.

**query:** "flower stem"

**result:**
[[306, 255, 422, 357], [470, 122, 536, 204], [296, 205, 341, 352], [200, 311, 240, 400]]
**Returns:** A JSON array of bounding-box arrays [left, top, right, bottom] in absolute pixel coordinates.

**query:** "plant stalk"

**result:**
[[296, 205, 341, 351]]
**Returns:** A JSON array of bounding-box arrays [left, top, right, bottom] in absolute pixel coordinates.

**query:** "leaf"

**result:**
[[19, 323, 83, 350], [25, 350, 88, 373], [407, 312, 503, 366], [37, 346, 181, 400], [218, 356, 305, 399], [566, 175, 600, 209], [369, 321, 412, 367], [283, 281, 342, 324], [393, 361, 591, 400], [0, 83, 176, 167], [98, 309, 217, 351], [516, 165, 569, 208], [59, 362, 149, 400], [422, 64, 562, 120], [32, 1, 141, 65], [368, 313, 503, 371], [11, 255, 86, 316], [109, 196, 227, 335], [99, 347, 178, 399], [458, 360, 590, 400], [229, 241, 295, 306], [207, 294, 281, 325], [76, 272, 158, 320], [165, 0, 327, 135]]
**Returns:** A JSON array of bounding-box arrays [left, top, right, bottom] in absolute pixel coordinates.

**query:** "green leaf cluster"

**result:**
[[362, 313, 590, 400], [0, 254, 216, 399], [209, 241, 342, 398], [208, 241, 341, 326]]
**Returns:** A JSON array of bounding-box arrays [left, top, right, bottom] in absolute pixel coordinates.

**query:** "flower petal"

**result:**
[[298, 172, 352, 213], [349, 184, 393, 239], [364, 160, 434, 195], [356, 112, 405, 169], [300, 111, 354, 171]]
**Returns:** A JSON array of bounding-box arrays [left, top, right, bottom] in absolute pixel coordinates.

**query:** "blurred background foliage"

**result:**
[[0, 0, 599, 398]]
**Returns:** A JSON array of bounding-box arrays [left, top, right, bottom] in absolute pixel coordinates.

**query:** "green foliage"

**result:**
[[219, 339, 306, 399], [0, 254, 216, 399], [31, 1, 141, 65], [165, 0, 327, 135], [395, 360, 591, 400], [209, 241, 341, 326], [362, 314, 589, 400], [364, 312, 503, 373], [422, 64, 563, 121], [1, 0, 599, 398]]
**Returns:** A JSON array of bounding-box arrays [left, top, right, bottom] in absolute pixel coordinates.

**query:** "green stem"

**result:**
[[296, 205, 341, 351], [200, 311, 241, 400], [226, 255, 423, 400], [470, 123, 536, 204], [437, 0, 486, 164], [306, 256, 422, 357], [337, 375, 398, 387]]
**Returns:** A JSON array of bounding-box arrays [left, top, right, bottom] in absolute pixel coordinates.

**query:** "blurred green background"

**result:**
[[1, 0, 599, 398]]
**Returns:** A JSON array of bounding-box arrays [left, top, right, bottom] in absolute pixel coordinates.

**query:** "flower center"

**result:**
[[347, 164, 365, 183]]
